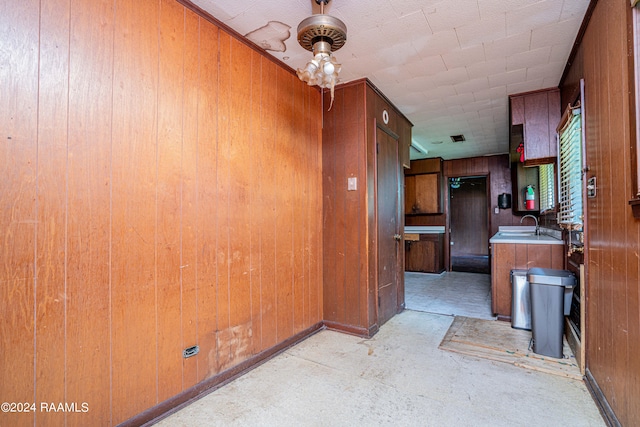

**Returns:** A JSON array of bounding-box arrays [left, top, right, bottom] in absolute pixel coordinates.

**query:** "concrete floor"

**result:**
[[156, 310, 604, 426]]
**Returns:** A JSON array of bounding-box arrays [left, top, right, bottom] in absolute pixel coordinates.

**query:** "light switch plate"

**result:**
[[348, 177, 357, 191]]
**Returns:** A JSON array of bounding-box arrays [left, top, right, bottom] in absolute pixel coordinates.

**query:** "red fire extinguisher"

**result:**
[[525, 185, 535, 210]]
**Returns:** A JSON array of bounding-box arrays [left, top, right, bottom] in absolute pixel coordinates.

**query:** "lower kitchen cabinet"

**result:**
[[405, 233, 444, 273], [491, 243, 564, 319]]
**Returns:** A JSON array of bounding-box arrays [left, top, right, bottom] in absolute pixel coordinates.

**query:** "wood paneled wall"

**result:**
[[560, 0, 640, 424], [322, 79, 410, 336], [0, 0, 323, 425]]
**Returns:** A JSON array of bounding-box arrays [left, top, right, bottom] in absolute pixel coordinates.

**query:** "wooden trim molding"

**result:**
[[323, 320, 379, 338], [121, 322, 325, 427], [584, 369, 622, 427]]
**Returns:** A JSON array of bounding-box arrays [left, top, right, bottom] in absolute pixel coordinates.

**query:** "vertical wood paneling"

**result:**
[[322, 90, 339, 322], [194, 17, 219, 382], [344, 87, 362, 327], [1, 0, 324, 424], [322, 80, 407, 334], [311, 88, 323, 325], [66, 0, 113, 424], [275, 68, 294, 341], [249, 51, 263, 353], [563, 0, 640, 423], [215, 30, 232, 369], [156, 0, 185, 402], [0, 1, 39, 426], [226, 37, 252, 364], [605, 3, 628, 413], [181, 8, 200, 390], [110, 0, 159, 422], [292, 75, 306, 333], [259, 58, 278, 350], [35, 1, 70, 425]]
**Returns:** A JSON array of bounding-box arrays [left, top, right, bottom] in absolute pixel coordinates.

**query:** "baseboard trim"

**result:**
[[584, 368, 622, 427], [323, 320, 378, 338], [120, 321, 325, 427]]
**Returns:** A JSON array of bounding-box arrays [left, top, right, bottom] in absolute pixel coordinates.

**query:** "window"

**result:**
[[557, 103, 583, 230], [538, 163, 555, 213]]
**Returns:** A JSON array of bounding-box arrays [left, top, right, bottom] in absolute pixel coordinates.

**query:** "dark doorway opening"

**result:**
[[449, 176, 489, 274]]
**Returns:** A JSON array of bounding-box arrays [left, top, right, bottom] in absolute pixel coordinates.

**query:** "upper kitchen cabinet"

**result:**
[[509, 88, 561, 164], [405, 158, 443, 214]]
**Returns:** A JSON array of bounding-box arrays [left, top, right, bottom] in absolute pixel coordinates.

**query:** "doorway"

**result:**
[[376, 125, 403, 327], [448, 176, 489, 274]]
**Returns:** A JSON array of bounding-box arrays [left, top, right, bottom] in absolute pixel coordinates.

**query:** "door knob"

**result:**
[[393, 234, 402, 241]]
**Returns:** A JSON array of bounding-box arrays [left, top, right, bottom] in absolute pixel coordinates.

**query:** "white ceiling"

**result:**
[[190, 0, 590, 160]]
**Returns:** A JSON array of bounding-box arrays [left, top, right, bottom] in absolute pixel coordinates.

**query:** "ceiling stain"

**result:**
[[245, 21, 291, 52]]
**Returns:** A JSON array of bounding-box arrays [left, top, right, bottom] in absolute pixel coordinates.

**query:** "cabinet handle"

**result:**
[[393, 234, 402, 241]]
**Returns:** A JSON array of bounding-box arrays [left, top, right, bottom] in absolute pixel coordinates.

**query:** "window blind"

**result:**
[[557, 106, 583, 230], [538, 163, 555, 213]]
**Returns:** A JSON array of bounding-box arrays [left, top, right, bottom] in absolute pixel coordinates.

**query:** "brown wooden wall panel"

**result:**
[[111, 0, 160, 422], [156, 0, 185, 402], [0, 1, 39, 426], [259, 58, 279, 351], [226, 36, 253, 367], [215, 30, 233, 371], [249, 50, 264, 354], [275, 67, 295, 343], [194, 18, 219, 383], [322, 80, 407, 334], [0, 0, 324, 425], [181, 7, 200, 390], [34, 0, 69, 425], [344, 99, 363, 328], [66, 0, 114, 424], [560, 0, 640, 423]]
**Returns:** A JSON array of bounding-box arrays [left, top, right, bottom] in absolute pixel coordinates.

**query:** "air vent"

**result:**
[[450, 134, 465, 143]]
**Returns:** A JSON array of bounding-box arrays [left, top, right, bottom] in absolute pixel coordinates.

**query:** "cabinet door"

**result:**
[[509, 88, 561, 162], [405, 234, 444, 273], [406, 173, 440, 214]]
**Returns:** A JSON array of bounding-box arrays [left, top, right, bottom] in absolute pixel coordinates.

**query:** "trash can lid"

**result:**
[[527, 267, 576, 287]]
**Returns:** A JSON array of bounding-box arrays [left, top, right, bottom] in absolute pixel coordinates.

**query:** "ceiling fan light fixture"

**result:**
[[296, 0, 347, 110]]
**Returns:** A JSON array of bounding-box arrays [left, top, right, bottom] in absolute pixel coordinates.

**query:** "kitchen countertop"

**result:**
[[489, 226, 563, 245], [405, 226, 445, 234]]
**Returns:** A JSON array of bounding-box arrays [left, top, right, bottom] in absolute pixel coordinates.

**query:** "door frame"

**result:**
[[373, 119, 404, 327], [444, 173, 492, 272]]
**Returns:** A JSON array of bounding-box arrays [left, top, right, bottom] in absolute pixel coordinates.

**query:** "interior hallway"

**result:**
[[155, 310, 603, 426]]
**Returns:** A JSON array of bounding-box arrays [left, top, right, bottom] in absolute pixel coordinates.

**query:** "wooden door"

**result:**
[[376, 126, 402, 326], [449, 176, 489, 272]]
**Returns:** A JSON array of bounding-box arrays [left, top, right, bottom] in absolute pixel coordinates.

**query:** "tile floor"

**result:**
[[405, 271, 496, 320]]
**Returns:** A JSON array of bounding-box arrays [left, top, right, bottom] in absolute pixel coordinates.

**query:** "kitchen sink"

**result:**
[[498, 232, 536, 237]]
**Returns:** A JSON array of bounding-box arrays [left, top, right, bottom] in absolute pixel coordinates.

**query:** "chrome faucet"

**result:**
[[520, 214, 540, 235]]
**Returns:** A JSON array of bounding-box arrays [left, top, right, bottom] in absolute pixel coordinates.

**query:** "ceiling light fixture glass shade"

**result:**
[[296, 1, 347, 110]]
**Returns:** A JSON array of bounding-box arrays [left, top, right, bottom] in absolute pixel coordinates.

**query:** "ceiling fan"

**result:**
[[295, 0, 347, 109]]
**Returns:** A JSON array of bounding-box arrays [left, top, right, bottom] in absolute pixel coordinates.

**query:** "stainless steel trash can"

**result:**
[[527, 268, 576, 358], [510, 269, 531, 330]]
